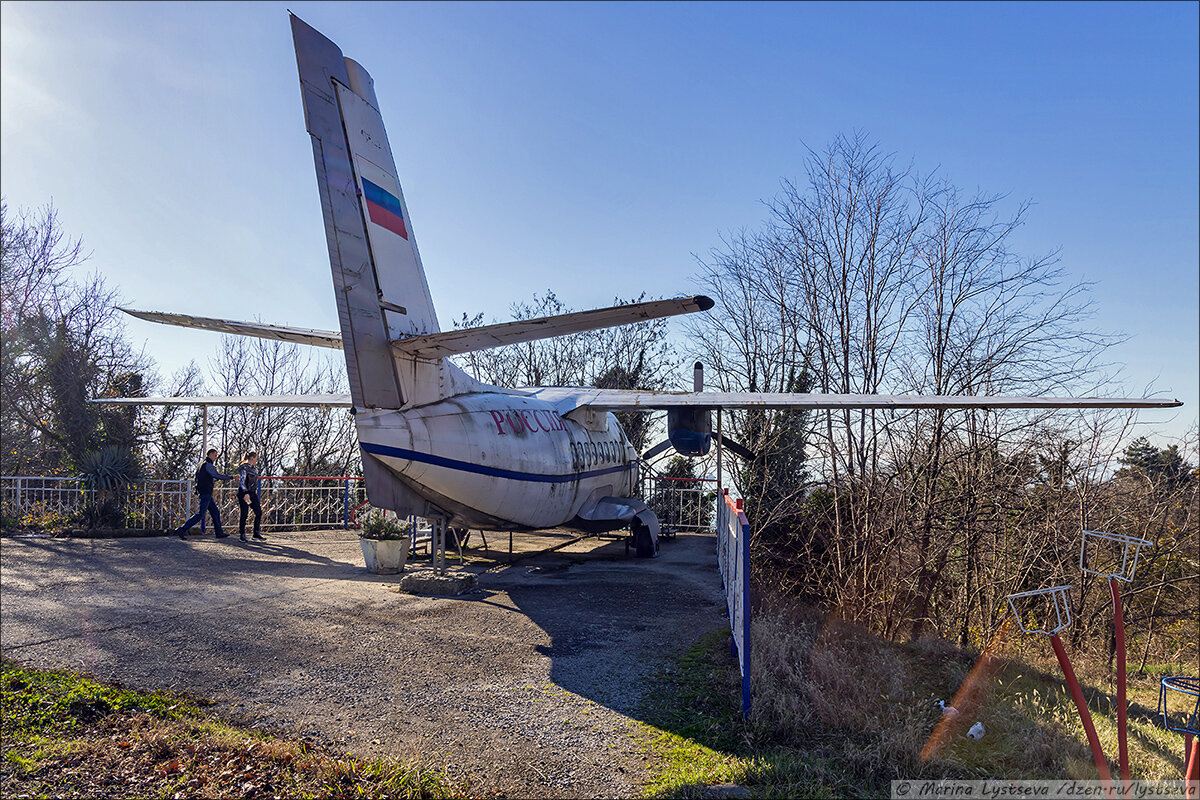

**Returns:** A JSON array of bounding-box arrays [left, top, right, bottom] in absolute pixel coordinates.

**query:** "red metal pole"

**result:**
[[1186, 736, 1199, 783], [1050, 633, 1112, 785], [1110, 578, 1129, 784]]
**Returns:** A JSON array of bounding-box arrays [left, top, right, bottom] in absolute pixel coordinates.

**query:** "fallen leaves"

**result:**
[[2, 711, 462, 799]]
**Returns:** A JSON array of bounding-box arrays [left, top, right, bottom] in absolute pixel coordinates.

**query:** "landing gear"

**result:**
[[629, 517, 658, 559]]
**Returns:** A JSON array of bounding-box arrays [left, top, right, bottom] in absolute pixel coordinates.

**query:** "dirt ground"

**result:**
[[0, 528, 728, 798]]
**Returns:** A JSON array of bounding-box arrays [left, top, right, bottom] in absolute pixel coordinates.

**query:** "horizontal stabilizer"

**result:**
[[392, 295, 714, 360], [120, 308, 343, 350], [92, 394, 352, 408], [530, 387, 1182, 414]]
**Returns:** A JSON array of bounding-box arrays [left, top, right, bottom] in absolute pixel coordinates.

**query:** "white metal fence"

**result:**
[[717, 486, 752, 718], [211, 477, 364, 532], [1, 476, 191, 532], [1, 475, 364, 533], [638, 470, 717, 532]]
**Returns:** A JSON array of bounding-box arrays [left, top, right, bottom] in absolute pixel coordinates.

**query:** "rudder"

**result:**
[[291, 15, 440, 410]]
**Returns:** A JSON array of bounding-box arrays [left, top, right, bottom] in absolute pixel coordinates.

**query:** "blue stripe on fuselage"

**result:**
[[360, 441, 632, 483]]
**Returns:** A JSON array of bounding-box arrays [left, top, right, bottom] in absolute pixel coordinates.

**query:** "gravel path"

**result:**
[[0, 529, 727, 798]]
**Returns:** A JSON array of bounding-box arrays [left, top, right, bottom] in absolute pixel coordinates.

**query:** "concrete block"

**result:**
[[398, 570, 477, 596]]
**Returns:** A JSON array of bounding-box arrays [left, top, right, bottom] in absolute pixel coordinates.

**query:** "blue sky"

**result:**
[[2, 1, 1196, 442]]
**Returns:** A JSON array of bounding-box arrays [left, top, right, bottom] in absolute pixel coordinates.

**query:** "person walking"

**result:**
[[176, 449, 234, 539], [237, 451, 265, 542]]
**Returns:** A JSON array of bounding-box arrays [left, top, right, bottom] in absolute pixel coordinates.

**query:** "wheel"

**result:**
[[633, 520, 656, 558]]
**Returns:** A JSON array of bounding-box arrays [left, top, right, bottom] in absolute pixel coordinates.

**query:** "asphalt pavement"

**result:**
[[0, 527, 728, 798]]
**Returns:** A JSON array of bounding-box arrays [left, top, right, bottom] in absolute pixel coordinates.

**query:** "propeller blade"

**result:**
[[718, 435, 757, 461], [641, 439, 675, 460]]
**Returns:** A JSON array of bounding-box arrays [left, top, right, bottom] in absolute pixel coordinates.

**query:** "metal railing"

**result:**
[[1, 475, 365, 532], [1, 476, 192, 532], [6, 468, 720, 535], [211, 476, 364, 532], [638, 467, 717, 532]]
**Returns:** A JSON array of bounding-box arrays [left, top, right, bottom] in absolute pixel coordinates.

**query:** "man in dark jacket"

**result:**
[[176, 449, 235, 539], [236, 451, 264, 542]]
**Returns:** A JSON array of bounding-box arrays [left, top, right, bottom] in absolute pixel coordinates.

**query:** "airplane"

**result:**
[[98, 15, 1182, 560]]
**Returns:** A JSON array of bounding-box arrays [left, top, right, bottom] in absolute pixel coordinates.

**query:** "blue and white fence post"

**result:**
[[718, 488, 752, 718]]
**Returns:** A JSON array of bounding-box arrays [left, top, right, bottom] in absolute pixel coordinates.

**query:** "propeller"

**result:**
[[639, 433, 758, 461], [639, 362, 759, 461], [642, 439, 676, 460], [717, 435, 756, 461]]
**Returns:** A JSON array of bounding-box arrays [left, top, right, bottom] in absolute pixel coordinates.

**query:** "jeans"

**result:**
[[180, 494, 223, 536], [238, 491, 261, 536]]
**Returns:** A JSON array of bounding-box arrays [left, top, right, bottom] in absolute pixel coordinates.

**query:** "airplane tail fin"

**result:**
[[292, 18, 715, 411], [292, 15, 441, 410]]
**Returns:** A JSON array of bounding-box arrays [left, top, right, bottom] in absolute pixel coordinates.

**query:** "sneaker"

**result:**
[[240, 535, 248, 542], [252, 533, 265, 541], [177, 528, 187, 540], [215, 532, 229, 539]]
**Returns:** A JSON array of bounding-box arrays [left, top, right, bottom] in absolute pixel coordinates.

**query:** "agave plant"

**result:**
[[78, 447, 141, 492], [77, 447, 141, 530]]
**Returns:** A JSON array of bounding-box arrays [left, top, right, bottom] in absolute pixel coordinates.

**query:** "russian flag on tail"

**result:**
[[362, 178, 408, 240]]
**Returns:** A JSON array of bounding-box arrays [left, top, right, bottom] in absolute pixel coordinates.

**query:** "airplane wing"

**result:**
[[391, 296, 714, 360], [121, 297, 713, 361], [92, 394, 352, 408], [527, 387, 1182, 415], [120, 309, 344, 350]]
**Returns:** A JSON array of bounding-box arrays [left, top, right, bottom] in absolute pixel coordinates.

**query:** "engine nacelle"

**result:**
[[666, 407, 712, 456]]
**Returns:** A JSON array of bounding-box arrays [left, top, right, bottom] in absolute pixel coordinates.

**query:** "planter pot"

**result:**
[[360, 538, 408, 574]]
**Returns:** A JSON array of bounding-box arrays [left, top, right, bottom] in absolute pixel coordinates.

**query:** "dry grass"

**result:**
[[640, 595, 1192, 798]]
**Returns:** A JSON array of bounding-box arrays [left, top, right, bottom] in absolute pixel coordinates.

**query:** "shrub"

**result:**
[[358, 508, 412, 540], [80, 498, 125, 529], [78, 447, 140, 492]]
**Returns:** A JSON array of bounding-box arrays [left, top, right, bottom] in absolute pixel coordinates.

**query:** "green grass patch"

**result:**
[[2, 657, 205, 736], [1, 657, 463, 799], [1134, 661, 1195, 679]]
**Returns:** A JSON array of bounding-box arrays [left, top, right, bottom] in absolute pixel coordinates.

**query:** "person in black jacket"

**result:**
[[236, 451, 264, 542], [176, 449, 235, 539]]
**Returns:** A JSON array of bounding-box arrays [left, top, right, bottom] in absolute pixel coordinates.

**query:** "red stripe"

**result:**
[[366, 200, 408, 239]]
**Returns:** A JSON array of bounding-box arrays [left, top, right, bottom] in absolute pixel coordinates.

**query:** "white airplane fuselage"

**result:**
[[356, 393, 637, 531]]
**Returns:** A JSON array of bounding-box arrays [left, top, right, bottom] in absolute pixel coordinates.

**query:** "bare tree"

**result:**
[[687, 228, 815, 559], [1, 200, 151, 473], [141, 362, 206, 479], [203, 336, 356, 477], [453, 291, 678, 451], [0, 200, 85, 326], [289, 355, 358, 476], [688, 134, 1163, 649]]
